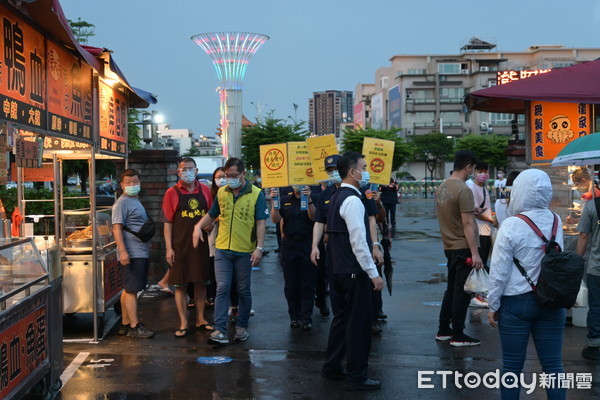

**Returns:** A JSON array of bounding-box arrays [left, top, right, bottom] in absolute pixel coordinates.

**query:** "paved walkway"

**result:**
[[56, 199, 599, 399]]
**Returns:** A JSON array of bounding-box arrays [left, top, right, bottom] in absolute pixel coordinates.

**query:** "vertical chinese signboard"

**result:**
[[0, 3, 46, 132], [98, 79, 128, 156], [287, 141, 315, 186], [0, 306, 48, 399], [46, 41, 93, 143], [529, 101, 591, 163]]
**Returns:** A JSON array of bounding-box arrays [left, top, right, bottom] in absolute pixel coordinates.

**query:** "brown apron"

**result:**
[[170, 186, 210, 285]]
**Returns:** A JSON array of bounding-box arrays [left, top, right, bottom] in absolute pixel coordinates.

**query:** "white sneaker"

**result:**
[[469, 295, 488, 308], [207, 330, 229, 345], [234, 327, 249, 341]]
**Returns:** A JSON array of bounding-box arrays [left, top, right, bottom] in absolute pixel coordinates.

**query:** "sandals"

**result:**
[[174, 328, 189, 338], [196, 324, 215, 331]]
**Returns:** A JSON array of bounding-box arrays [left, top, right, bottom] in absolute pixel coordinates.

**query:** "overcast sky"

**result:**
[[60, 0, 600, 137]]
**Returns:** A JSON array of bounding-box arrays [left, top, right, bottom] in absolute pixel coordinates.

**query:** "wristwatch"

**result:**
[[373, 242, 382, 249], [256, 246, 264, 251]]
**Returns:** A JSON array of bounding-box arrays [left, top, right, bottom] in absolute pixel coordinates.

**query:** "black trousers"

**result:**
[[280, 239, 317, 323], [383, 202, 397, 228], [315, 241, 328, 307], [322, 273, 373, 383], [438, 248, 472, 335], [478, 235, 492, 268]]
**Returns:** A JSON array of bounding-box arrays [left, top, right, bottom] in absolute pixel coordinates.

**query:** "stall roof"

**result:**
[[465, 58, 600, 113], [18, 0, 156, 108]]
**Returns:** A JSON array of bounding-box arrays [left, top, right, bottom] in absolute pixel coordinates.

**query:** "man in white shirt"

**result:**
[[320, 152, 384, 391]]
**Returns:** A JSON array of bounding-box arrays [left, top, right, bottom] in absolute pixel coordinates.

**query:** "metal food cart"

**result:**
[[0, 237, 63, 400]]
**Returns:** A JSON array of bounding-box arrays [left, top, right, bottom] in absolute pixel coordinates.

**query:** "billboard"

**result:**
[[529, 101, 591, 163], [353, 102, 365, 129], [371, 92, 383, 130], [388, 85, 401, 129]]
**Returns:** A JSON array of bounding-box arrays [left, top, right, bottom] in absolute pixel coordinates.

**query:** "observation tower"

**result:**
[[192, 32, 269, 158]]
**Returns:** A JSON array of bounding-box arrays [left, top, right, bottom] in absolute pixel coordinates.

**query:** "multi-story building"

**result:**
[[308, 90, 353, 137], [356, 38, 600, 177]]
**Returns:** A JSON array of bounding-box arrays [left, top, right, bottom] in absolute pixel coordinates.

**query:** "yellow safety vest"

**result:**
[[215, 183, 261, 253]]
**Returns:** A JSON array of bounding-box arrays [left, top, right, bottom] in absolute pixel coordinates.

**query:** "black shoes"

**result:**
[[582, 345, 600, 360], [375, 312, 387, 320], [290, 321, 301, 329], [316, 301, 330, 317], [320, 370, 346, 381], [372, 323, 383, 335], [345, 378, 381, 391], [302, 323, 312, 331]]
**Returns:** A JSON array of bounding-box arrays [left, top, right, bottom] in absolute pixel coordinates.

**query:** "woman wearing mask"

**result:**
[[206, 167, 226, 308], [487, 169, 566, 400]]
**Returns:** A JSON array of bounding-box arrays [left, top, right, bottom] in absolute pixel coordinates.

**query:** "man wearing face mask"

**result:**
[[466, 161, 495, 269], [321, 152, 384, 390], [161, 158, 214, 337], [270, 184, 317, 330], [193, 158, 268, 345], [310, 155, 383, 317], [112, 169, 154, 339], [435, 150, 483, 347]]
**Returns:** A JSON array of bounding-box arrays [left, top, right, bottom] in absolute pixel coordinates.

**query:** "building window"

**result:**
[[553, 62, 574, 69], [490, 113, 512, 125], [441, 112, 461, 124], [439, 87, 465, 103], [414, 112, 435, 126], [407, 68, 427, 75], [438, 63, 460, 75]]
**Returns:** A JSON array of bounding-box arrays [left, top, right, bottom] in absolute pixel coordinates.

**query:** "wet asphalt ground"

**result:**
[[55, 199, 600, 400]]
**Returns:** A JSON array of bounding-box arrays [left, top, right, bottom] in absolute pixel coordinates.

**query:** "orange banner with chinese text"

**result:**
[[98, 79, 128, 155], [530, 101, 591, 163]]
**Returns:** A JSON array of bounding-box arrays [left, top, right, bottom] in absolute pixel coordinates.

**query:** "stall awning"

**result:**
[[465, 58, 600, 113]]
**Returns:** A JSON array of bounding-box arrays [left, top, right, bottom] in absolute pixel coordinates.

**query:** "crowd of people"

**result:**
[[112, 150, 597, 396]]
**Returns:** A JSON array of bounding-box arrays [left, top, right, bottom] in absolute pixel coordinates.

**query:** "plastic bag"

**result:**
[[463, 268, 490, 295], [574, 280, 588, 308]]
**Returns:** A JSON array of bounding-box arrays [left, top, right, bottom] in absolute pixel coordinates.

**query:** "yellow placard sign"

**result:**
[[362, 137, 395, 185], [287, 141, 315, 185], [306, 135, 338, 182], [260, 143, 288, 187]]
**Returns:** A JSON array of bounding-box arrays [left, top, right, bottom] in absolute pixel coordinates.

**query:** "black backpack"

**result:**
[[512, 213, 584, 310]]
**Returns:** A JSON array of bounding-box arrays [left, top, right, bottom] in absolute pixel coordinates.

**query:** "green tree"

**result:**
[[409, 131, 455, 179], [67, 17, 95, 45], [128, 109, 142, 151], [341, 127, 412, 170], [241, 112, 309, 170], [182, 146, 201, 157], [454, 134, 510, 169]]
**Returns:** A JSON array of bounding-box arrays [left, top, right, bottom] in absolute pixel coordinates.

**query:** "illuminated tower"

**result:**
[[192, 32, 269, 158]]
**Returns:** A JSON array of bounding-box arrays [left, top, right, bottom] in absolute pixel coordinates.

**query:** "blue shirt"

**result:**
[[112, 195, 151, 259]]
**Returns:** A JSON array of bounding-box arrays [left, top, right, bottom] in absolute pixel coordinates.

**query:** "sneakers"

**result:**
[[435, 328, 453, 341], [207, 330, 230, 345], [127, 323, 154, 339], [450, 333, 480, 347], [582, 345, 600, 360], [469, 295, 489, 308], [117, 324, 129, 336], [235, 327, 249, 341]]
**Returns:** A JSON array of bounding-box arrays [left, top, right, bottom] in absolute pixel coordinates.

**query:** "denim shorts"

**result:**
[[121, 258, 149, 293]]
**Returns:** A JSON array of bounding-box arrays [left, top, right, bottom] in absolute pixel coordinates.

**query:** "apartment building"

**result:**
[[308, 90, 354, 137]]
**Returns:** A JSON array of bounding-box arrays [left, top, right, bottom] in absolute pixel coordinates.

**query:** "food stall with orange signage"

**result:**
[[0, 0, 155, 397]]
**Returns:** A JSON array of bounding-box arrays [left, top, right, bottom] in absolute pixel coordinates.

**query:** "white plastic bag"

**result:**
[[463, 268, 491, 295], [574, 280, 588, 308]]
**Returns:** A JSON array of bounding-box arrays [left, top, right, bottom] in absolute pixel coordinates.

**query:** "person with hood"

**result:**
[[494, 171, 520, 227], [487, 169, 566, 400]]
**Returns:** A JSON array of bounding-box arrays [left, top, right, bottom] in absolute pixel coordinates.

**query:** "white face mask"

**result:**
[[181, 170, 196, 184], [215, 178, 227, 187]]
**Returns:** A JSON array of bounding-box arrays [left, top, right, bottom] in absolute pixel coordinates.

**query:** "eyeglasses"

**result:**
[[224, 173, 241, 179], [178, 168, 197, 172]]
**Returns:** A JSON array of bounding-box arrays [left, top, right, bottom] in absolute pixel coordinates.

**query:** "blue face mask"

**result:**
[[329, 170, 342, 184], [353, 169, 370, 188], [181, 171, 196, 184], [228, 178, 242, 189], [124, 185, 140, 196], [326, 179, 335, 187], [215, 178, 227, 187]]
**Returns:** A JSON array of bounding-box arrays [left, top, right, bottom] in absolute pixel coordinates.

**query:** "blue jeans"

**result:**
[[587, 273, 600, 346], [214, 249, 252, 334], [498, 292, 566, 400]]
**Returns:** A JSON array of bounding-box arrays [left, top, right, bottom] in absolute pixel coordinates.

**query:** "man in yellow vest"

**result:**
[[193, 158, 268, 344]]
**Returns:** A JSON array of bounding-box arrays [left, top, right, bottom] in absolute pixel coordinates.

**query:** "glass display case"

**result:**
[[0, 238, 49, 309], [63, 208, 114, 253]]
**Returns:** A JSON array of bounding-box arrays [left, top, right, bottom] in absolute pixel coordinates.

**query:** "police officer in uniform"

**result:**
[[270, 185, 317, 330], [321, 152, 384, 391]]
